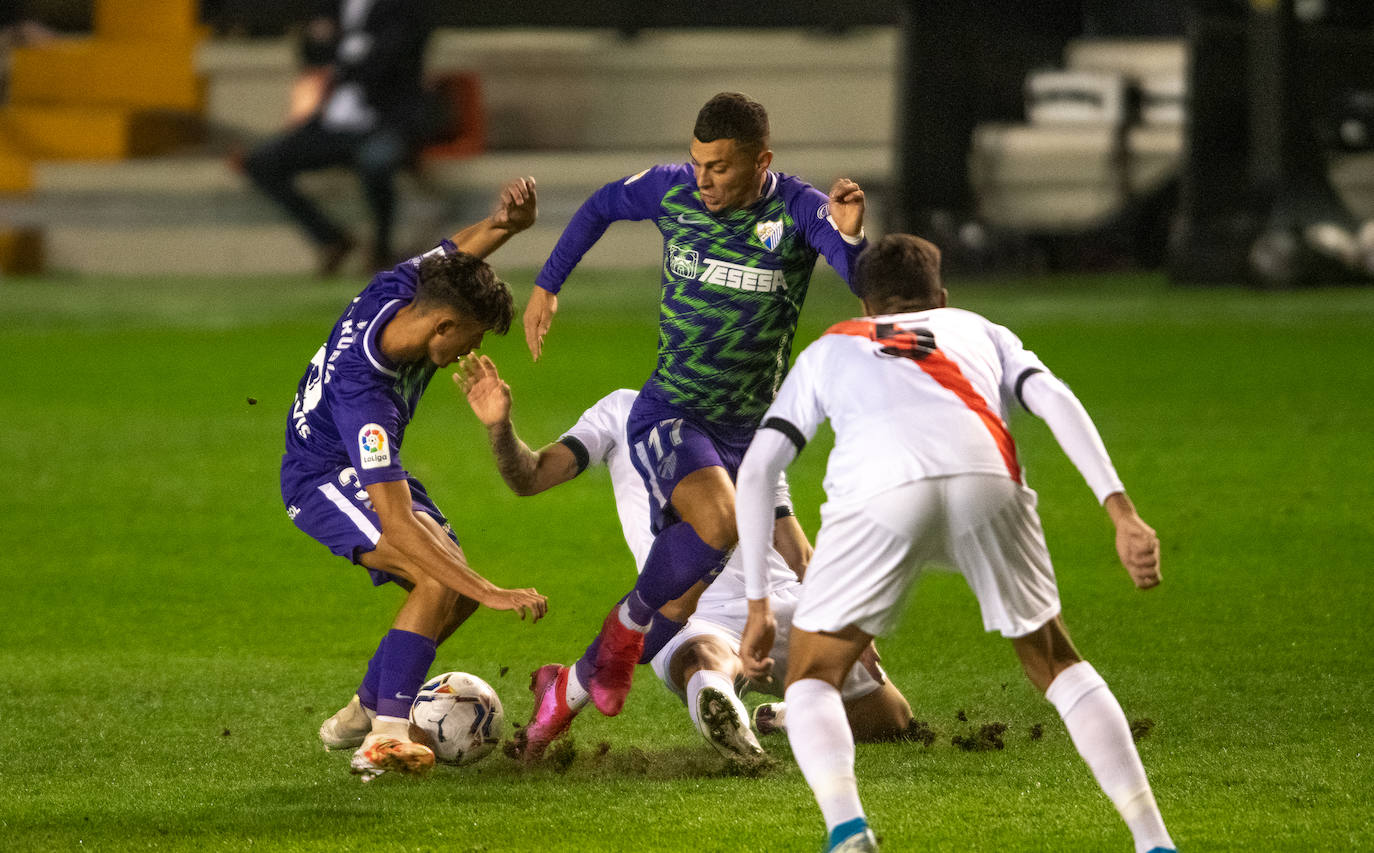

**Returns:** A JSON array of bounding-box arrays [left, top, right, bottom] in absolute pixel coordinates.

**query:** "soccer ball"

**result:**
[[408, 671, 505, 765]]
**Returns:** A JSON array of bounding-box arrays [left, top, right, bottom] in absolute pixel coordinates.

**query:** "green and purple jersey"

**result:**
[[535, 163, 866, 430]]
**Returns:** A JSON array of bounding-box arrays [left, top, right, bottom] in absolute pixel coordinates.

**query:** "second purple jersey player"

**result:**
[[281, 178, 547, 781]]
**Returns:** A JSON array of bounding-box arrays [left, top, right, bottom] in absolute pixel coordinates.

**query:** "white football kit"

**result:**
[[738, 307, 1126, 639], [559, 390, 883, 702]]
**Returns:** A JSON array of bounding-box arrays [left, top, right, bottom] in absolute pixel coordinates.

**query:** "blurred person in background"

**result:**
[[243, 0, 435, 276]]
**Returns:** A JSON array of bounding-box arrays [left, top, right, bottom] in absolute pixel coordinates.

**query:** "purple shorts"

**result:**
[[281, 459, 457, 586], [625, 387, 755, 533]]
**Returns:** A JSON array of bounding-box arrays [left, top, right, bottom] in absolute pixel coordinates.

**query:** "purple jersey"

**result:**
[[535, 164, 866, 429], [281, 241, 455, 488]]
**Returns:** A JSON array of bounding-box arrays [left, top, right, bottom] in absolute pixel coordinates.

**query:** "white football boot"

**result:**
[[318, 694, 376, 750], [695, 686, 764, 760], [752, 701, 787, 736]]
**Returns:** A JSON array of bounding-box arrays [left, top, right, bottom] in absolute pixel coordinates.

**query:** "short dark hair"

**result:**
[[853, 234, 944, 310], [693, 92, 770, 152], [414, 251, 514, 334]]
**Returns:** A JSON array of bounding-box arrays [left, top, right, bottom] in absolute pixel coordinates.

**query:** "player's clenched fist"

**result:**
[[828, 177, 866, 238], [493, 176, 537, 232]]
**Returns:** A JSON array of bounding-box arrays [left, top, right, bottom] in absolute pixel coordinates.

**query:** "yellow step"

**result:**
[[3, 105, 202, 160], [0, 227, 44, 273], [0, 143, 33, 193], [9, 40, 204, 111], [96, 0, 204, 42]]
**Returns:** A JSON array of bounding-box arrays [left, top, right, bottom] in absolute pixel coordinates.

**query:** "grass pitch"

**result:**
[[2, 266, 1371, 851]]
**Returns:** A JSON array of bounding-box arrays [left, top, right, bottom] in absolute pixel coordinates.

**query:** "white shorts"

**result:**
[[793, 474, 1061, 639], [649, 584, 884, 704]]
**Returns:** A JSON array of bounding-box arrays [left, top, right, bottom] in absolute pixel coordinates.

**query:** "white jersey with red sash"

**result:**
[[762, 307, 1050, 510]]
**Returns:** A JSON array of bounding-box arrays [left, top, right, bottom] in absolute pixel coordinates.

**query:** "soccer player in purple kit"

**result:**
[[517, 92, 869, 756], [281, 177, 548, 781]]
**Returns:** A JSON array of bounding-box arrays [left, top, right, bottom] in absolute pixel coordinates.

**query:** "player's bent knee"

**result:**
[[1012, 621, 1083, 694], [678, 510, 737, 551], [677, 638, 735, 675]]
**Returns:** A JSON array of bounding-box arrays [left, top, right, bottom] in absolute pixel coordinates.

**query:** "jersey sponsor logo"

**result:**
[[667, 242, 701, 279], [700, 258, 787, 293], [625, 168, 650, 185], [755, 219, 783, 252], [358, 424, 391, 469], [286, 505, 301, 520]]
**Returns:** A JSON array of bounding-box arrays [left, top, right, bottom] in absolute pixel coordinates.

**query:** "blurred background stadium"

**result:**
[[1, 0, 1371, 285]]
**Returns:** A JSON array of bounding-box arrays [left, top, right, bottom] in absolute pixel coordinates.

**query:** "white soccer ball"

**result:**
[[408, 671, 505, 765]]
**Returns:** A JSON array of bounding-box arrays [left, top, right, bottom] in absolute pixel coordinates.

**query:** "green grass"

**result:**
[[2, 266, 1372, 851]]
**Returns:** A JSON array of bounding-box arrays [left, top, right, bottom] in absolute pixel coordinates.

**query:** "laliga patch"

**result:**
[[358, 423, 391, 470], [755, 219, 783, 252]]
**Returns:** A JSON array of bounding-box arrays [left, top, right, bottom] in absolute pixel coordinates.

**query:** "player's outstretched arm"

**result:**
[[447, 176, 538, 259], [365, 478, 548, 620], [456, 354, 580, 495], [1105, 492, 1162, 589]]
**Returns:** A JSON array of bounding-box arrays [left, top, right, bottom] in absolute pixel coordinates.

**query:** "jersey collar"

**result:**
[[362, 298, 404, 378]]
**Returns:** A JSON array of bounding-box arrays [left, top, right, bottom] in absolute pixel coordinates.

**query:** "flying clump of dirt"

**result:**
[[501, 726, 526, 761], [502, 724, 575, 771], [545, 736, 577, 772], [1130, 718, 1155, 741]]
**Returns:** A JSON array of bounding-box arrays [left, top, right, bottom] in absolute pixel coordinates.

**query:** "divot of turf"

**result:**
[[715, 752, 778, 778], [952, 722, 1008, 751], [1028, 723, 1045, 741], [1130, 718, 1155, 741], [889, 719, 937, 746]]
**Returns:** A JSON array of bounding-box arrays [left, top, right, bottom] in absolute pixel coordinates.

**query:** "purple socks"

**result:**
[[626, 521, 730, 622], [373, 628, 437, 719], [357, 638, 385, 711], [640, 612, 686, 663]]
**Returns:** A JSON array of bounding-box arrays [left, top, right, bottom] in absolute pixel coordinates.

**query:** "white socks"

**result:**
[[1046, 662, 1174, 853], [686, 669, 745, 728], [617, 597, 652, 632], [565, 666, 590, 711], [370, 715, 411, 740], [784, 678, 866, 833]]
